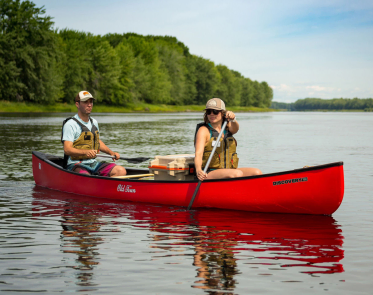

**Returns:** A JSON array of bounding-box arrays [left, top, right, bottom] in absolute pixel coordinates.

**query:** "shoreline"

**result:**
[[2, 101, 369, 113], [0, 101, 275, 113], [274, 108, 369, 112]]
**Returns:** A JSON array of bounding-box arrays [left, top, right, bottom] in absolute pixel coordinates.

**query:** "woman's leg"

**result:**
[[237, 167, 262, 176], [206, 167, 262, 180], [206, 169, 243, 180]]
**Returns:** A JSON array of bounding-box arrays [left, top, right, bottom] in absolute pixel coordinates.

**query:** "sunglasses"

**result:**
[[206, 109, 221, 115]]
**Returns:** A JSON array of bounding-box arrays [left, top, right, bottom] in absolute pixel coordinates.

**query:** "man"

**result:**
[[61, 91, 127, 177]]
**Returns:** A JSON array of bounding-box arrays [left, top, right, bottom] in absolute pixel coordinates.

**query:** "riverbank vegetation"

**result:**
[[0, 0, 273, 111], [0, 100, 274, 113], [271, 98, 373, 112]]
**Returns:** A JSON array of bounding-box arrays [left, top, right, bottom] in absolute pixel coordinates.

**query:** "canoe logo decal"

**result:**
[[117, 184, 136, 193], [273, 177, 308, 186]]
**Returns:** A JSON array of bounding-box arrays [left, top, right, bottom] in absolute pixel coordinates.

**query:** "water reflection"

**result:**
[[41, 199, 104, 287], [61, 207, 103, 270], [191, 230, 239, 292], [32, 186, 344, 293]]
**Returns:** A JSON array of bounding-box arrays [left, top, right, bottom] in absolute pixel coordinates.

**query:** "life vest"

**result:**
[[194, 122, 239, 169], [61, 117, 100, 164]]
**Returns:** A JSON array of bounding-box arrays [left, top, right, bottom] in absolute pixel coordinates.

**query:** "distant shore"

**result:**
[[0, 101, 275, 113], [274, 108, 369, 112]]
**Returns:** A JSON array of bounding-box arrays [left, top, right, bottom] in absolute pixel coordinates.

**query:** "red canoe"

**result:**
[[32, 151, 344, 215]]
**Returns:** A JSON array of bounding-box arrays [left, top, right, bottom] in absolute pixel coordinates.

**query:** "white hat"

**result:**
[[78, 91, 95, 102]]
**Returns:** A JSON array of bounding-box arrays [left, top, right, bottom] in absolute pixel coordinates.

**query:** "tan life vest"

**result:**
[[61, 117, 100, 162], [195, 122, 239, 170]]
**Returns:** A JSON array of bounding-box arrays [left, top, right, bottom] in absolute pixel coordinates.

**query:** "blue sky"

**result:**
[[33, 0, 373, 102]]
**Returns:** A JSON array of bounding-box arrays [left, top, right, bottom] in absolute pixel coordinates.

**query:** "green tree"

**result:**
[[240, 78, 255, 106], [156, 41, 186, 105], [87, 40, 122, 104], [113, 42, 136, 104], [261, 81, 273, 107], [251, 81, 264, 107], [182, 54, 198, 104], [58, 29, 93, 102], [193, 56, 219, 104], [0, 31, 21, 100], [215, 65, 241, 106], [1, 2, 273, 107], [0, 0, 61, 103], [121, 36, 172, 104], [59, 31, 123, 104]]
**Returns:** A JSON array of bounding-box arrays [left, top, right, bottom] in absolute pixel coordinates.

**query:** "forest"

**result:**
[[0, 0, 273, 108], [271, 98, 373, 111]]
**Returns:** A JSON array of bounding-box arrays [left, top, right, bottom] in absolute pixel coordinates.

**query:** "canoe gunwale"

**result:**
[[32, 151, 344, 184]]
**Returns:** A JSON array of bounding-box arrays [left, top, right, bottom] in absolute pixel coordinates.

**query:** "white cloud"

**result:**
[[271, 84, 296, 92], [305, 86, 335, 92], [270, 83, 369, 102]]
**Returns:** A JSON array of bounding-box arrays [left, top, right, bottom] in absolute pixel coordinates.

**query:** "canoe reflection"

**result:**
[[32, 186, 344, 291]]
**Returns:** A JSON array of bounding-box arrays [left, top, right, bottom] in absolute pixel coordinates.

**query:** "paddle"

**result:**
[[96, 154, 150, 164], [187, 120, 228, 210], [112, 173, 154, 179]]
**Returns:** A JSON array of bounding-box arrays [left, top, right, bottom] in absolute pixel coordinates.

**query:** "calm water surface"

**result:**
[[0, 112, 372, 294]]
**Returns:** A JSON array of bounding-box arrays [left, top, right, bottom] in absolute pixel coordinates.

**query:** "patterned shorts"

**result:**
[[67, 161, 116, 177]]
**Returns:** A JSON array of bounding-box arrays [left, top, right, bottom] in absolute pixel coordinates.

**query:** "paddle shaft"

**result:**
[[187, 120, 228, 210], [95, 154, 149, 163], [112, 173, 154, 179], [96, 154, 124, 160]]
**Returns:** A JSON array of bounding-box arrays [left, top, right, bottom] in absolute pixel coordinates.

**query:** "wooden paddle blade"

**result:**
[[112, 173, 154, 179], [187, 181, 202, 210]]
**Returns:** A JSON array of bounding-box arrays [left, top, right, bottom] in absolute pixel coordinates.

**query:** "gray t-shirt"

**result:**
[[62, 114, 99, 166]]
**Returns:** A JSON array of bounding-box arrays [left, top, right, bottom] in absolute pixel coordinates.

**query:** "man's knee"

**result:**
[[74, 167, 91, 175], [110, 165, 127, 177]]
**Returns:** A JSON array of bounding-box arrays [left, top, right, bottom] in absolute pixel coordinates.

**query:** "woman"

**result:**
[[195, 98, 262, 181]]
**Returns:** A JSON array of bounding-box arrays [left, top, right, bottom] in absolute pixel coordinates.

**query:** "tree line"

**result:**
[[271, 98, 373, 111], [0, 0, 273, 107]]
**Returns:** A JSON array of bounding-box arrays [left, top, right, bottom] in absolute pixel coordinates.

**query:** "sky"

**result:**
[[33, 0, 373, 103]]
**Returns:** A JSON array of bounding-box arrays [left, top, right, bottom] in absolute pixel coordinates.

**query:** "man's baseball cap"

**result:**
[[77, 91, 95, 102], [204, 98, 226, 111]]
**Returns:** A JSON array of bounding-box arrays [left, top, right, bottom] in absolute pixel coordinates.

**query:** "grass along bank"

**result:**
[[0, 101, 275, 113]]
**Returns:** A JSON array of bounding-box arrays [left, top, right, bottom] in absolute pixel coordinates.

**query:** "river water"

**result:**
[[0, 112, 372, 294]]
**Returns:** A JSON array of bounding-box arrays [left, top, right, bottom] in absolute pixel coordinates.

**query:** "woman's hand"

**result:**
[[225, 110, 239, 134], [225, 111, 236, 122], [196, 169, 208, 181]]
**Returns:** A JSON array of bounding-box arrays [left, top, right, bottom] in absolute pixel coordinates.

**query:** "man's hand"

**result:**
[[111, 152, 120, 161], [85, 150, 97, 159]]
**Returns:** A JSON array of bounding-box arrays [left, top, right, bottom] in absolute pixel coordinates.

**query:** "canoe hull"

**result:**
[[32, 151, 344, 215]]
